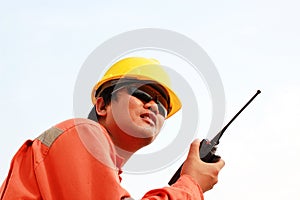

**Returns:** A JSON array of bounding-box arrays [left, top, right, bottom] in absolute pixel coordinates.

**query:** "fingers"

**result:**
[[181, 138, 225, 192], [187, 139, 201, 159], [216, 159, 225, 169]]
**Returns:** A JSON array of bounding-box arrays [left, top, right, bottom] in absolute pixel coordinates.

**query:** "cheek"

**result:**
[[111, 97, 139, 122], [156, 116, 165, 130], [128, 97, 143, 116]]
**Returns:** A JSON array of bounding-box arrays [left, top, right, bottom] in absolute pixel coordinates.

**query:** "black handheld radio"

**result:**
[[168, 90, 261, 185]]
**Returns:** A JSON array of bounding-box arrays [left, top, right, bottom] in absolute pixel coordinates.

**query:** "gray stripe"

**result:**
[[36, 126, 64, 147]]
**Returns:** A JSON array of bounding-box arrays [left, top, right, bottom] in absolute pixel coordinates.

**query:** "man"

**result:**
[[0, 57, 225, 199]]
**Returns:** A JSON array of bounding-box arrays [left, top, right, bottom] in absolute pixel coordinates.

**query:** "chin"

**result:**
[[130, 129, 157, 145], [138, 127, 158, 139]]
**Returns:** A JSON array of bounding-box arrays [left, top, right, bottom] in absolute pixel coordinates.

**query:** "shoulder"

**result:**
[[55, 118, 102, 132], [36, 118, 107, 148], [34, 118, 118, 169]]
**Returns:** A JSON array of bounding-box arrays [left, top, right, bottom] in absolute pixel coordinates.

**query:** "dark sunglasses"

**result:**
[[124, 85, 169, 117]]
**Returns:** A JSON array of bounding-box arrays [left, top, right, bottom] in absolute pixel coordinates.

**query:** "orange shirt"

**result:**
[[0, 118, 203, 200]]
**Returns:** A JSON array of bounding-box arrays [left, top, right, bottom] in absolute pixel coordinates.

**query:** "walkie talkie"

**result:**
[[168, 90, 261, 185]]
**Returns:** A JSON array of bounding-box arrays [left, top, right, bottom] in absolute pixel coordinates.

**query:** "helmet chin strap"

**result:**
[[87, 106, 98, 122]]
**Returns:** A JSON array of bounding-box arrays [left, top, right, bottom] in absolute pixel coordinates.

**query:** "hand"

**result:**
[[181, 139, 225, 192]]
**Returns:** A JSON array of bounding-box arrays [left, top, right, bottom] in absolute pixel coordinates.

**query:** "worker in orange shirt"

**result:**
[[0, 57, 225, 199]]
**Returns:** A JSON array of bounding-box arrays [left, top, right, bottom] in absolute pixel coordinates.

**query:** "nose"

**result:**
[[144, 100, 159, 115]]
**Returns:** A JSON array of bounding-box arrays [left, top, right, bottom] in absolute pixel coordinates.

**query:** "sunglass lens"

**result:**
[[129, 87, 167, 117]]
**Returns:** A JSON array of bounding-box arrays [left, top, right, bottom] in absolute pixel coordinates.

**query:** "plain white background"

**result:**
[[1, 1, 299, 199]]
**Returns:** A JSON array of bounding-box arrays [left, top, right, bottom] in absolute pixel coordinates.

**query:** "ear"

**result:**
[[95, 97, 107, 117]]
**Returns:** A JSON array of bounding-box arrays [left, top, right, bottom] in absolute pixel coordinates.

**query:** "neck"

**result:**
[[114, 146, 136, 165], [100, 121, 138, 165]]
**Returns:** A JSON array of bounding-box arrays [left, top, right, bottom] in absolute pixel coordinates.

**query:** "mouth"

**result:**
[[140, 112, 156, 126]]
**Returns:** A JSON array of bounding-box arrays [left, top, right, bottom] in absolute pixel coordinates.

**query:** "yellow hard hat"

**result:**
[[91, 57, 182, 118]]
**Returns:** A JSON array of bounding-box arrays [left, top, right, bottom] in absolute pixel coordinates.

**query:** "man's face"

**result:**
[[104, 84, 168, 151]]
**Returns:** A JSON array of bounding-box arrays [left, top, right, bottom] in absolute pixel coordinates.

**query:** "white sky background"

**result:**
[[1, 0, 300, 199]]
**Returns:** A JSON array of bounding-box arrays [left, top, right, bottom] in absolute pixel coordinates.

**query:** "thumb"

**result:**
[[187, 139, 201, 159]]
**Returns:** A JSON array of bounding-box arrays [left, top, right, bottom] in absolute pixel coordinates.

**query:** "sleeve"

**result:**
[[0, 140, 43, 199], [141, 175, 204, 200]]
